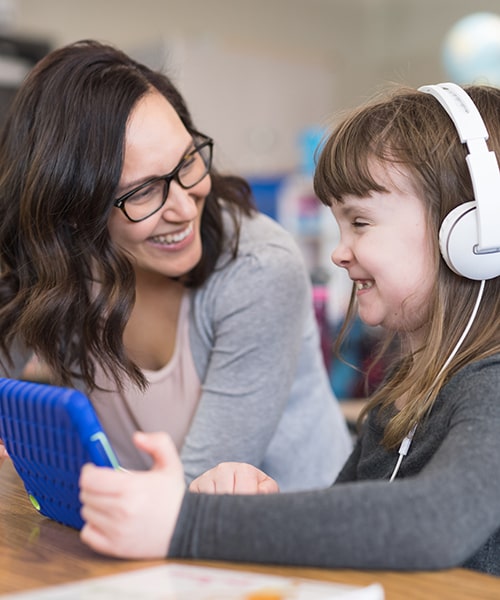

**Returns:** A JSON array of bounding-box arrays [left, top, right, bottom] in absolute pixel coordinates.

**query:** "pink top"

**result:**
[[90, 292, 201, 469]]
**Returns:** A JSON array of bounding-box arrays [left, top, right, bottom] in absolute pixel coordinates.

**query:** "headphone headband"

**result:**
[[418, 83, 489, 144]]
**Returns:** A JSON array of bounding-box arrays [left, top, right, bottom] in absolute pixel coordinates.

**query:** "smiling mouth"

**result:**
[[150, 223, 193, 245], [356, 280, 373, 290]]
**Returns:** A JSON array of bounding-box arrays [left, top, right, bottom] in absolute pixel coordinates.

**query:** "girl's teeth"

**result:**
[[356, 281, 373, 290]]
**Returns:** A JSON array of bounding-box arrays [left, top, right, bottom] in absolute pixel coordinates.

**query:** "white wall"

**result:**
[[2, 0, 500, 175], [132, 34, 336, 175]]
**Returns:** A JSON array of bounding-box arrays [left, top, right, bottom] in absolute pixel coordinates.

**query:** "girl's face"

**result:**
[[108, 90, 211, 280], [330, 160, 436, 347]]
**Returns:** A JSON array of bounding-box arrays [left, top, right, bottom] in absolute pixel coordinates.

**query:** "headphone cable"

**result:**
[[389, 279, 486, 482]]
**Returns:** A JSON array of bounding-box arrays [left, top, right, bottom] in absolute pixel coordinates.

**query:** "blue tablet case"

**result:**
[[0, 377, 120, 530]]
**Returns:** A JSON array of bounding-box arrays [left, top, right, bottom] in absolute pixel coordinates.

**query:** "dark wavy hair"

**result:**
[[314, 84, 500, 448], [0, 40, 254, 391]]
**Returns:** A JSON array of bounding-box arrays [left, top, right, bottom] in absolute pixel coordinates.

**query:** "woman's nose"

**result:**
[[160, 182, 199, 221]]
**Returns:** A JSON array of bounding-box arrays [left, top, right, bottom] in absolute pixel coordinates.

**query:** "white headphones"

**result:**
[[419, 83, 500, 280]]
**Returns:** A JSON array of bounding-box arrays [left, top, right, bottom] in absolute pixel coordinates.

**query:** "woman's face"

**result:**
[[108, 90, 211, 280], [330, 160, 437, 348]]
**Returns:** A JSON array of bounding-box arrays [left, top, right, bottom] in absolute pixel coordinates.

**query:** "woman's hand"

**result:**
[[189, 462, 279, 495], [21, 353, 54, 383], [79, 431, 185, 559], [0, 439, 8, 464]]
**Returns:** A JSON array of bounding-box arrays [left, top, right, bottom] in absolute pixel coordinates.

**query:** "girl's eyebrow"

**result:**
[[338, 199, 373, 217]]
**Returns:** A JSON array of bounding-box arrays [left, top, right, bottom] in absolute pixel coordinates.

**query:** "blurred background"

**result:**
[[1, 0, 500, 398]]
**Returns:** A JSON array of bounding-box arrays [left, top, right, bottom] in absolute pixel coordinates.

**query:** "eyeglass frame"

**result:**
[[113, 133, 214, 222]]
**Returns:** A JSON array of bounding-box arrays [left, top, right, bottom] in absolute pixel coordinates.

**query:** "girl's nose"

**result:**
[[331, 240, 353, 269]]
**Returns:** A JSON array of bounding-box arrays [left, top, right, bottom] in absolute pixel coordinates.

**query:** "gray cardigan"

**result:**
[[182, 210, 351, 490], [170, 354, 500, 575]]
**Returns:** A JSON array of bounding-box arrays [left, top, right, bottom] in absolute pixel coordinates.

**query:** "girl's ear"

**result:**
[[419, 83, 500, 280]]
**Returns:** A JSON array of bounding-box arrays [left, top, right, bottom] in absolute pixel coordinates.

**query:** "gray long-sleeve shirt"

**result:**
[[169, 354, 500, 575]]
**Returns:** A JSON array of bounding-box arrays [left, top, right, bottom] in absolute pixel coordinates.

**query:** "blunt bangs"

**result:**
[[313, 106, 396, 206]]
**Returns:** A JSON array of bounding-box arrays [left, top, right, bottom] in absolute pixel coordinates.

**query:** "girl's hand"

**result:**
[[79, 431, 185, 559], [189, 462, 279, 495]]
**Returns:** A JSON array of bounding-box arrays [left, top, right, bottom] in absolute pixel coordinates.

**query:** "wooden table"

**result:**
[[1, 457, 500, 599]]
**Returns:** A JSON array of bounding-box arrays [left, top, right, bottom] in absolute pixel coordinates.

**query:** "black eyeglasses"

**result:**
[[114, 134, 214, 222]]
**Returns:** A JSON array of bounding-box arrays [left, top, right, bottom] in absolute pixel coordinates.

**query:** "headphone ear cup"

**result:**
[[439, 201, 500, 280]]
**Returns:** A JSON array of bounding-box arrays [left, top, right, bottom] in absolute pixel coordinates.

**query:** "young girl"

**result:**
[[0, 40, 351, 491], [79, 82, 500, 574]]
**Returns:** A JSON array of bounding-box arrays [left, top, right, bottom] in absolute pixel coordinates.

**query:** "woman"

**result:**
[[0, 40, 351, 491]]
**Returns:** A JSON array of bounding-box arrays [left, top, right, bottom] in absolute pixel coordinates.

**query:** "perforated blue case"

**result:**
[[0, 377, 120, 530]]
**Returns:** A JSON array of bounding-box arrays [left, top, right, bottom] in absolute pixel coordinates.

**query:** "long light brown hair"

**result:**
[[314, 84, 500, 448]]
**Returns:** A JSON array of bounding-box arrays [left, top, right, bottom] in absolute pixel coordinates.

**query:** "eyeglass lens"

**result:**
[[123, 141, 212, 222]]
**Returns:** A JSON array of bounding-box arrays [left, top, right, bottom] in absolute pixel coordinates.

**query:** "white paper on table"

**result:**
[[1, 563, 384, 599]]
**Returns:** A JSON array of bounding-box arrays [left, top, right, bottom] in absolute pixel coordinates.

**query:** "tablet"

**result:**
[[0, 377, 120, 530]]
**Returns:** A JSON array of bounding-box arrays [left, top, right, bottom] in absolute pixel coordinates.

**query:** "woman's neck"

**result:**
[[124, 271, 185, 371]]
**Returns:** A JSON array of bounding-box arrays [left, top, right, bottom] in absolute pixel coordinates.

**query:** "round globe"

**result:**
[[442, 12, 500, 86]]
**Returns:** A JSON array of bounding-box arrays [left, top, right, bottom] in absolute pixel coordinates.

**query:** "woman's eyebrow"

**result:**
[[117, 139, 195, 193]]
